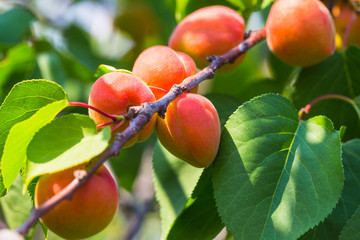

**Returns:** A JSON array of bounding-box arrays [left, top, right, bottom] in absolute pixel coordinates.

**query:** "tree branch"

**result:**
[[16, 27, 266, 236]]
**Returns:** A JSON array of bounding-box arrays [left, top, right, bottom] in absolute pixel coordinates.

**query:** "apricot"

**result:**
[[34, 164, 119, 239], [169, 5, 246, 70], [333, 2, 360, 49], [132, 45, 197, 99], [156, 93, 220, 168], [266, 0, 336, 67], [88, 71, 157, 148]]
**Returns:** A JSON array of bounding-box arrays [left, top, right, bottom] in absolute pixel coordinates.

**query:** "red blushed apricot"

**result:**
[[266, 0, 335, 67], [132, 45, 197, 99], [35, 165, 119, 239], [88, 72, 157, 148], [169, 5, 246, 70], [156, 93, 220, 168]]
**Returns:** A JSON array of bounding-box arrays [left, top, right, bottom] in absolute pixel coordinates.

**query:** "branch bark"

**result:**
[[16, 27, 266, 236]]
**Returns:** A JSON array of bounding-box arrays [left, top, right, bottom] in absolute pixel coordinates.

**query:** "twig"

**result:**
[[16, 27, 266, 236]]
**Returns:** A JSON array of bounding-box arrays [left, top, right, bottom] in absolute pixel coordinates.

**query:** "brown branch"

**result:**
[[16, 27, 266, 236]]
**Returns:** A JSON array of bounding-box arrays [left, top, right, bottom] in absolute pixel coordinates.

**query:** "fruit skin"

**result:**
[[266, 0, 336, 67], [156, 93, 220, 168], [169, 5, 246, 70], [88, 72, 157, 148], [34, 164, 119, 239], [333, 2, 360, 50], [132, 45, 197, 99]]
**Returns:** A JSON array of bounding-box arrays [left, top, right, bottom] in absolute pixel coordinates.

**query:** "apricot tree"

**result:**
[[0, 0, 360, 240]]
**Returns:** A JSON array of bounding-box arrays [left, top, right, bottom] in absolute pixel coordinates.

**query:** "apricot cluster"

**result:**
[[34, 5, 245, 239], [266, 0, 336, 67]]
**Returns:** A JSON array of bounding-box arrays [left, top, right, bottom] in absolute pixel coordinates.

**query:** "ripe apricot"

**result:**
[[169, 5, 246, 70], [88, 72, 157, 148], [34, 164, 119, 239], [132, 45, 197, 99], [266, 0, 336, 67], [333, 2, 360, 49], [156, 93, 220, 168]]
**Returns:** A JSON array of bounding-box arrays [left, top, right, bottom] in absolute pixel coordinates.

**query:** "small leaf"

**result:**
[[352, 96, 360, 120], [95, 64, 134, 79], [166, 167, 224, 240], [25, 114, 111, 190], [212, 94, 343, 240], [152, 141, 203, 239], [1, 100, 68, 189], [340, 205, 360, 240], [226, 0, 274, 19]]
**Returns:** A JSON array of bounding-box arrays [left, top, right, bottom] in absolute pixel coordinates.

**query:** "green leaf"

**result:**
[[25, 114, 111, 190], [95, 64, 134, 79], [0, 6, 35, 49], [226, 0, 274, 19], [152, 141, 203, 239], [1, 100, 67, 189], [340, 205, 360, 240], [300, 139, 360, 240], [175, 0, 191, 22], [0, 43, 36, 101], [212, 94, 343, 240], [0, 175, 33, 229], [0, 80, 67, 159], [167, 167, 224, 240], [290, 47, 360, 141]]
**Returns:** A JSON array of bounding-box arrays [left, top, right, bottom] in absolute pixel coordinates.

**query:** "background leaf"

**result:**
[[339, 205, 360, 240], [166, 167, 224, 240], [25, 114, 111, 190], [0, 43, 36, 102], [152, 141, 203, 239], [0, 175, 33, 229], [1, 100, 67, 190], [0, 6, 35, 50], [212, 94, 343, 240]]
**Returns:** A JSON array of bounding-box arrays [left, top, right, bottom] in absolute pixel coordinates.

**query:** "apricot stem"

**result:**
[[17, 28, 267, 236], [298, 94, 353, 120], [68, 102, 119, 121]]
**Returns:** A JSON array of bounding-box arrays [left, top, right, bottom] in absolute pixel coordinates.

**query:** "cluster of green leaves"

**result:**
[[1, 0, 360, 240]]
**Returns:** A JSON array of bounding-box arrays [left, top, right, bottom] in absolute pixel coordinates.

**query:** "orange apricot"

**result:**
[[132, 45, 197, 99], [34, 165, 119, 239], [156, 93, 220, 168], [266, 0, 336, 67], [88, 72, 157, 148], [169, 5, 246, 70]]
